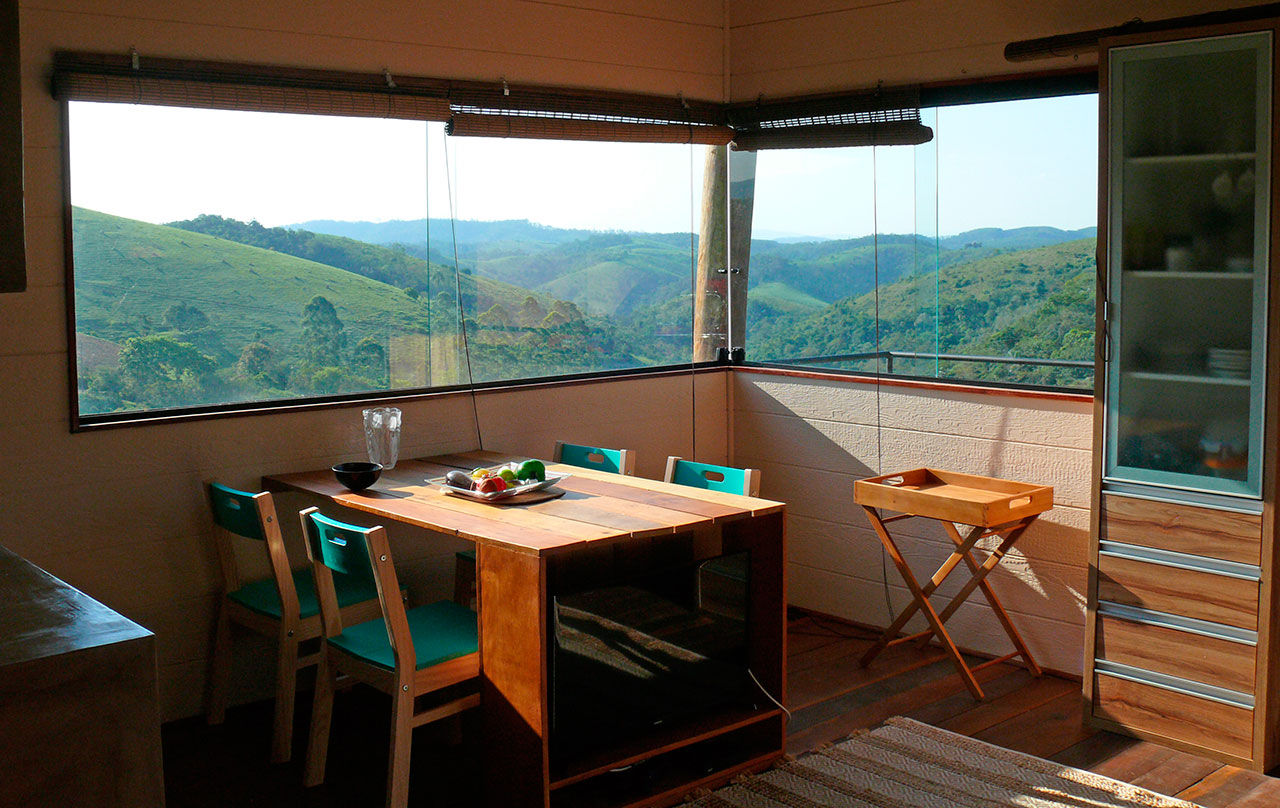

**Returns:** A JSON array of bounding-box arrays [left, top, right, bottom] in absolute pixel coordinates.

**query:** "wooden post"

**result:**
[[693, 145, 727, 362], [728, 149, 756, 356], [1, 0, 25, 293]]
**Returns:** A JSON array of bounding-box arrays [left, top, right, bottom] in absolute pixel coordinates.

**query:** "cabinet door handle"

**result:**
[[1099, 540, 1261, 581], [1097, 601, 1257, 645], [1095, 659, 1254, 709]]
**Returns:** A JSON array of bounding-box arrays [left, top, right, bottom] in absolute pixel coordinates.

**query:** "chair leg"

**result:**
[[205, 598, 233, 725], [303, 653, 336, 788], [386, 689, 415, 808], [271, 632, 300, 763], [453, 553, 476, 608]]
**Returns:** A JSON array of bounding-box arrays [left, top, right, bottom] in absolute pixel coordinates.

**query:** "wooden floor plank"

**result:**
[[786, 614, 875, 657], [1087, 741, 1181, 785], [1126, 749, 1221, 798], [903, 668, 1039, 726], [970, 690, 1094, 760], [786, 660, 1018, 754], [788, 637, 947, 709], [1175, 766, 1273, 807], [933, 672, 1076, 737], [1051, 730, 1143, 771], [1209, 778, 1280, 808]]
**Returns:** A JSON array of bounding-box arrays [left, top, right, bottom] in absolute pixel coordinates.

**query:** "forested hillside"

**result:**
[[747, 238, 1097, 387], [71, 209, 1096, 416]]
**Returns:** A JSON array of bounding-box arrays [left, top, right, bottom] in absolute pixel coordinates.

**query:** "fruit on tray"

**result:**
[[518, 459, 546, 482], [444, 460, 549, 495], [475, 476, 506, 494], [444, 469, 473, 490]]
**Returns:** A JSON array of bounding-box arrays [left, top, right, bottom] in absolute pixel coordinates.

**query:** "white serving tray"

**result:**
[[428, 471, 571, 502]]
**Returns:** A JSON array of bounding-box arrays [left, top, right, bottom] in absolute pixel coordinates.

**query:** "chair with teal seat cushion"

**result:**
[[227, 566, 381, 619], [662, 459, 762, 610], [664, 456, 761, 497], [300, 508, 480, 808], [554, 440, 635, 475], [205, 482, 385, 764]]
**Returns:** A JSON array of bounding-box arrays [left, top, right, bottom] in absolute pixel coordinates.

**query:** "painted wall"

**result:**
[[6, 0, 727, 721], [728, 0, 1276, 101], [733, 369, 1094, 676]]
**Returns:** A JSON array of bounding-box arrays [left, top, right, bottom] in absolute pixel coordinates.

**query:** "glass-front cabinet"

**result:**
[[1105, 30, 1272, 498]]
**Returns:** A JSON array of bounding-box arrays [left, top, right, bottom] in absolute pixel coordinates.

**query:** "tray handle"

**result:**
[[881, 475, 906, 486]]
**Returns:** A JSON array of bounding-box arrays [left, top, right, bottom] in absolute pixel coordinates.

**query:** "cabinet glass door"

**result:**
[[1105, 31, 1271, 498]]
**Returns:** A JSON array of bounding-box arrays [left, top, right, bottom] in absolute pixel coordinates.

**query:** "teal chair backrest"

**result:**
[[301, 510, 377, 587], [667, 458, 759, 497], [208, 482, 267, 540], [557, 442, 630, 474]]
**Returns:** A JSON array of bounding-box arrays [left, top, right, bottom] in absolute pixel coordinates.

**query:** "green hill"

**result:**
[[73, 208, 442, 361], [72, 208, 651, 413], [747, 238, 1097, 387], [167, 213, 568, 316]]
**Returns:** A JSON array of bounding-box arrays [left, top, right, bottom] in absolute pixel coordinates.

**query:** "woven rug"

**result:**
[[681, 717, 1200, 808]]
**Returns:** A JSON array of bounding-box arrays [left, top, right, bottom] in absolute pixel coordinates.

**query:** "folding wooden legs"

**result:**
[[858, 505, 1041, 699]]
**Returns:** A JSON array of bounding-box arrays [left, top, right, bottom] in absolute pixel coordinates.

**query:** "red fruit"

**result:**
[[476, 476, 507, 494]]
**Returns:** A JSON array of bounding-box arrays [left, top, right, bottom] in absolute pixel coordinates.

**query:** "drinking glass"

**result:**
[[363, 407, 401, 470]]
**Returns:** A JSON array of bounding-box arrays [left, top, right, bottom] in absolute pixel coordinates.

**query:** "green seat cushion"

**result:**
[[228, 568, 380, 620], [329, 600, 478, 671]]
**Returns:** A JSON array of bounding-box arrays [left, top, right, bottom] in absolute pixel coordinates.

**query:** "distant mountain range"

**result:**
[[290, 217, 1095, 253]]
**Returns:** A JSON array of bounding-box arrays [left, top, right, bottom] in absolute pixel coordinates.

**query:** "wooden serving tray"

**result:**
[[854, 468, 1052, 527]]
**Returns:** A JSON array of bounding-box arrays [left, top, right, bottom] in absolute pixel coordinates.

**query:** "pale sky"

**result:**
[[68, 93, 1098, 239]]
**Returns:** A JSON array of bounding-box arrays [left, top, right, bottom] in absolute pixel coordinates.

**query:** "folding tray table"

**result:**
[[853, 468, 1053, 699]]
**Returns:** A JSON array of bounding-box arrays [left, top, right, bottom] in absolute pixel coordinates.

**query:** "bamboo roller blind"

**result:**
[[52, 51, 928, 149]]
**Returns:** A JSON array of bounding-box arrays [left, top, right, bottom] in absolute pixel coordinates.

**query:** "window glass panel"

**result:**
[[67, 101, 699, 419], [444, 135, 699, 382], [744, 94, 1098, 391]]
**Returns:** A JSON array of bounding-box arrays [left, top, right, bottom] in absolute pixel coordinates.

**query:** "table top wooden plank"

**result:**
[[358, 463, 626, 542], [265, 451, 784, 555], [389, 459, 712, 538], [263, 468, 587, 553], [442, 450, 785, 516]]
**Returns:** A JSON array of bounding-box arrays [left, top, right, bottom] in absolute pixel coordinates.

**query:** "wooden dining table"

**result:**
[[263, 450, 787, 808]]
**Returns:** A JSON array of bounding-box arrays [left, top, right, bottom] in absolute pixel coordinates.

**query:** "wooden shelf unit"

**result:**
[[1087, 16, 1280, 771]]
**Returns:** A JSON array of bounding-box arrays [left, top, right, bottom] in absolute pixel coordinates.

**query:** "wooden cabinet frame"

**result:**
[[1086, 17, 1280, 771]]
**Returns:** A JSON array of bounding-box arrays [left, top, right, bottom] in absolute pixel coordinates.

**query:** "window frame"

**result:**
[[737, 70, 1101, 395], [55, 56, 1100, 430]]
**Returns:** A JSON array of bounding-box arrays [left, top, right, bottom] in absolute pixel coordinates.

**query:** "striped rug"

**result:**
[[681, 717, 1200, 808]]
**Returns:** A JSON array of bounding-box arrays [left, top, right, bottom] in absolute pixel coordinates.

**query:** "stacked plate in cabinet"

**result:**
[[1208, 348, 1251, 379]]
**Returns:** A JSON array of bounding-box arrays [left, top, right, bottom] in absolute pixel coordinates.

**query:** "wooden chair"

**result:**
[[453, 442, 635, 607], [554, 440, 636, 475], [205, 482, 386, 763], [663, 458, 761, 606], [664, 456, 761, 497], [300, 508, 480, 808]]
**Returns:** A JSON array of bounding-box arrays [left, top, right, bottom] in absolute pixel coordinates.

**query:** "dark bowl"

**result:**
[[332, 461, 383, 492]]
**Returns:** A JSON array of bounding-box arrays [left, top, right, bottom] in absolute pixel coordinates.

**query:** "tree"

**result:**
[[353, 337, 387, 383], [235, 337, 273, 378], [300, 295, 345, 365], [117, 334, 216, 407], [162, 302, 210, 332]]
